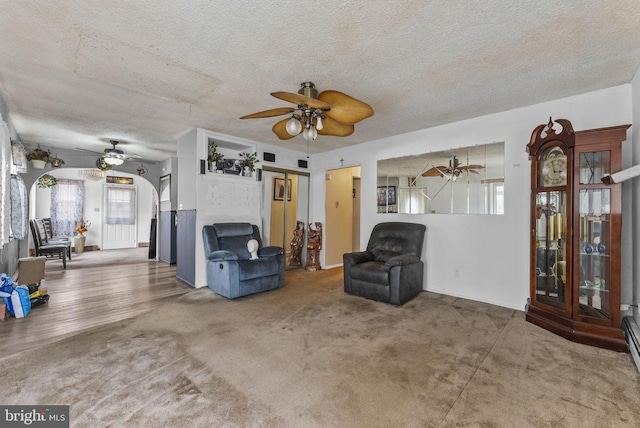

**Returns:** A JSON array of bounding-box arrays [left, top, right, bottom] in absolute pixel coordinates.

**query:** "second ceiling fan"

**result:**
[[240, 82, 374, 141], [422, 156, 485, 179]]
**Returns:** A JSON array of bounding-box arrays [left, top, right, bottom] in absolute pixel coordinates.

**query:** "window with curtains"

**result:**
[[51, 180, 84, 236], [105, 186, 136, 225]]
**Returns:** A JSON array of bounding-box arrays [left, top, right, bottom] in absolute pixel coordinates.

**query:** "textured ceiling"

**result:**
[[1, 1, 640, 161]]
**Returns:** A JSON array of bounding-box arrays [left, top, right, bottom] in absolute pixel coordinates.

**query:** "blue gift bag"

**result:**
[[1, 284, 31, 318]]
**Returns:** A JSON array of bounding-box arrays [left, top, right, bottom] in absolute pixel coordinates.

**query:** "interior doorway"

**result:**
[[261, 167, 310, 270], [325, 166, 361, 268]]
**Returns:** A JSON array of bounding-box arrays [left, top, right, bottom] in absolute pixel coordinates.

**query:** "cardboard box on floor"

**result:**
[[13, 256, 46, 288]]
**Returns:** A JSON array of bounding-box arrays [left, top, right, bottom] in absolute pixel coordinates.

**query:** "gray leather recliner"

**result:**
[[343, 222, 426, 305], [203, 223, 284, 299]]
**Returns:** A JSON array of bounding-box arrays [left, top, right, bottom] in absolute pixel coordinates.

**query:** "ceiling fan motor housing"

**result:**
[[298, 82, 319, 99]]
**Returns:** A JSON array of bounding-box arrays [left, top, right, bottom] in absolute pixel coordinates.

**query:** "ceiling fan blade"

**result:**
[[240, 107, 295, 119], [318, 90, 374, 124], [75, 147, 104, 155], [271, 91, 331, 109], [422, 166, 448, 177], [458, 165, 484, 174], [317, 116, 354, 137], [272, 118, 300, 140]]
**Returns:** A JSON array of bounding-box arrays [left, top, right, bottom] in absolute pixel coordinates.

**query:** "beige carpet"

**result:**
[[1, 268, 639, 427]]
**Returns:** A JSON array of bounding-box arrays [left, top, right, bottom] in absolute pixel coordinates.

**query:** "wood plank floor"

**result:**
[[0, 248, 192, 358]]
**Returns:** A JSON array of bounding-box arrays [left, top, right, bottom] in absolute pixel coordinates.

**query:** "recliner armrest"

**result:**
[[385, 254, 421, 267], [207, 250, 239, 261], [258, 246, 283, 258], [343, 251, 373, 266]]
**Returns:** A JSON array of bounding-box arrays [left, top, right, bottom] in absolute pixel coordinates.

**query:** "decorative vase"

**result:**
[[74, 234, 86, 254], [243, 166, 252, 177], [30, 159, 46, 169]]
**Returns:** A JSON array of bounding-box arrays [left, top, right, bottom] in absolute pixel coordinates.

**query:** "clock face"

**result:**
[[541, 148, 567, 187]]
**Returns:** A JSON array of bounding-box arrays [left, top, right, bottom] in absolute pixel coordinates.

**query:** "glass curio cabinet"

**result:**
[[526, 118, 629, 352]]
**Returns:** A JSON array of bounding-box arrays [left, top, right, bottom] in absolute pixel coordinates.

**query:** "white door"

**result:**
[[102, 184, 137, 250]]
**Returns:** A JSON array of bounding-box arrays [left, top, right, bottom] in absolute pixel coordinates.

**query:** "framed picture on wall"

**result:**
[[274, 177, 292, 201], [159, 174, 171, 202], [377, 185, 396, 206]]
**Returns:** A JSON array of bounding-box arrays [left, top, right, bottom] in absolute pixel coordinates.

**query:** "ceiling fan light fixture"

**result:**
[[103, 157, 124, 166], [303, 126, 317, 142], [286, 117, 302, 136], [315, 115, 324, 131]]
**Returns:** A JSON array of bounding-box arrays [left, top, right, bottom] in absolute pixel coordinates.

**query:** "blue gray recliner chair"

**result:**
[[343, 222, 426, 305], [202, 223, 284, 299]]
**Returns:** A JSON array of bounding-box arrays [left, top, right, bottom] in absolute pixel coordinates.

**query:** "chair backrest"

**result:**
[[29, 220, 43, 251], [42, 218, 54, 239], [366, 222, 426, 262], [203, 223, 263, 261], [32, 219, 49, 244]]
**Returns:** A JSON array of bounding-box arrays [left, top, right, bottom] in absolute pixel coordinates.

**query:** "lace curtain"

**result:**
[[51, 179, 84, 236], [0, 117, 11, 245], [105, 186, 136, 225]]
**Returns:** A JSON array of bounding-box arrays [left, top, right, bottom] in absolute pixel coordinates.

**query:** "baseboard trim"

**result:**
[[622, 316, 640, 373]]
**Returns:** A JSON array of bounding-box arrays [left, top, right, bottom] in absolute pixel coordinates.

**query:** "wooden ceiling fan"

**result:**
[[422, 156, 485, 178], [240, 82, 374, 141]]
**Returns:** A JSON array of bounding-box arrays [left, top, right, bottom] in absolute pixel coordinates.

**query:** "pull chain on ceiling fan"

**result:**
[[240, 82, 374, 142]]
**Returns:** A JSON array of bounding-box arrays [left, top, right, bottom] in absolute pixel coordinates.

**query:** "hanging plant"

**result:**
[[50, 154, 65, 167], [37, 174, 58, 188], [27, 148, 51, 169], [26, 148, 51, 162]]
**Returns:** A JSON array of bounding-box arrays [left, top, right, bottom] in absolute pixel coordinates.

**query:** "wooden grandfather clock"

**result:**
[[526, 117, 630, 352]]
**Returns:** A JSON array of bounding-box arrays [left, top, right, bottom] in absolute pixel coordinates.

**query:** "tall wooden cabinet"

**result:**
[[526, 118, 630, 352]]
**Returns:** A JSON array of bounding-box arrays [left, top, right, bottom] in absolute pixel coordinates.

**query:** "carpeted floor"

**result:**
[[1, 268, 639, 427], [45, 246, 155, 271]]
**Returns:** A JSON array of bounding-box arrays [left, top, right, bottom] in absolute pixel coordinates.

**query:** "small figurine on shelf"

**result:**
[[239, 151, 259, 176]]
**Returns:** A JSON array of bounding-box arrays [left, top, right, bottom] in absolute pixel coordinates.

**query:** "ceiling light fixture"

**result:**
[[103, 157, 124, 166], [285, 108, 323, 142], [241, 81, 373, 142]]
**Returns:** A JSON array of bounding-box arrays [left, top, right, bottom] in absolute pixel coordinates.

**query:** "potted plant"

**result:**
[[49, 155, 65, 168], [208, 144, 224, 172], [26, 148, 51, 169], [37, 174, 58, 189], [238, 151, 259, 176], [74, 218, 91, 254]]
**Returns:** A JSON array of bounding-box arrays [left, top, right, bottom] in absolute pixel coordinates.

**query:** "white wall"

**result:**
[[31, 168, 156, 249], [312, 85, 633, 311], [631, 67, 640, 323]]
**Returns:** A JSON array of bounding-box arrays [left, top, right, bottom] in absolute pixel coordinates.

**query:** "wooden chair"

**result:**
[[29, 220, 67, 268], [41, 218, 72, 259]]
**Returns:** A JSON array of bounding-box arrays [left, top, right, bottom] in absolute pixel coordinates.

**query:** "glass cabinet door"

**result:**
[[534, 190, 569, 312], [577, 149, 612, 320]]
